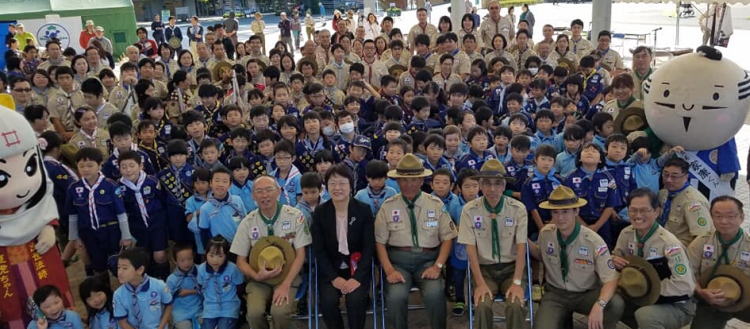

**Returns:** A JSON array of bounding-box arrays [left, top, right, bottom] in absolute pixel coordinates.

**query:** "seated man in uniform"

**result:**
[[658, 157, 714, 246]]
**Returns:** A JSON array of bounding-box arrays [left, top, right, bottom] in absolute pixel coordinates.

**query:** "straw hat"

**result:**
[[388, 64, 408, 78], [387, 153, 432, 179], [700, 265, 750, 314], [212, 61, 234, 82], [474, 159, 515, 183], [248, 236, 296, 286], [538, 186, 588, 210], [614, 106, 649, 135], [618, 255, 662, 306]]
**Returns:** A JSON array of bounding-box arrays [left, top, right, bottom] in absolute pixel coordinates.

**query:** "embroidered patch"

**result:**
[[546, 242, 555, 255], [504, 217, 514, 227], [531, 183, 541, 190], [473, 216, 482, 229], [608, 259, 615, 269], [599, 179, 609, 187], [100, 189, 106, 195], [674, 264, 687, 275], [574, 258, 593, 265], [143, 186, 151, 195], [425, 220, 438, 228], [697, 217, 708, 227], [649, 247, 658, 259], [596, 244, 608, 256], [689, 202, 702, 212], [449, 221, 456, 231], [251, 227, 260, 240], [703, 244, 714, 259], [75, 187, 84, 194], [741, 251, 750, 262], [578, 246, 588, 256], [392, 210, 400, 222], [282, 221, 291, 231], [572, 177, 582, 184], [427, 210, 436, 218], [665, 245, 682, 256]]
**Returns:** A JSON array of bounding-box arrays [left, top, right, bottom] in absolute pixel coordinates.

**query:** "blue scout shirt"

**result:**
[[167, 266, 203, 323], [446, 195, 470, 269], [44, 157, 78, 221], [155, 119, 177, 143], [333, 133, 357, 160], [521, 168, 562, 230], [27, 310, 85, 329], [354, 185, 398, 216], [102, 148, 156, 180], [564, 167, 620, 245], [89, 308, 119, 329], [186, 194, 208, 254], [523, 96, 550, 114], [406, 118, 442, 134], [230, 179, 257, 212], [456, 150, 495, 172], [488, 145, 512, 164], [113, 275, 173, 329], [196, 262, 244, 319], [198, 194, 247, 243], [119, 174, 168, 231], [504, 159, 533, 193], [157, 164, 194, 204], [531, 130, 562, 153], [592, 134, 607, 151], [418, 153, 456, 184], [555, 149, 579, 178], [296, 136, 335, 173], [605, 159, 637, 209], [271, 165, 302, 207], [66, 175, 127, 232], [582, 71, 604, 102]]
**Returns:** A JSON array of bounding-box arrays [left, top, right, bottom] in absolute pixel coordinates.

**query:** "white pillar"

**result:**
[[451, 0, 464, 33], [591, 0, 612, 42], [364, 0, 377, 15]]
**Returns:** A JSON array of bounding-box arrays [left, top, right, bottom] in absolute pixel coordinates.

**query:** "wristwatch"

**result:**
[[597, 299, 608, 308], [435, 262, 444, 269], [512, 279, 522, 286]]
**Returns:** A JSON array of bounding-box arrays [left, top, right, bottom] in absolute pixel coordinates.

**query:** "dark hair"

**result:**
[[433, 168, 454, 183], [301, 172, 323, 190], [200, 139, 220, 153], [256, 129, 278, 144], [510, 135, 531, 151], [118, 150, 142, 165], [535, 109, 555, 123], [493, 126, 513, 141], [457, 168, 479, 187], [508, 113, 529, 126], [33, 285, 62, 308], [274, 139, 295, 155], [314, 149, 335, 165], [605, 133, 628, 150], [592, 112, 614, 132], [206, 235, 230, 257], [193, 168, 211, 183], [576, 142, 606, 169], [79, 274, 114, 318], [182, 110, 205, 126], [75, 147, 104, 164], [663, 157, 689, 173], [228, 157, 250, 171], [627, 188, 660, 209], [711, 195, 744, 215], [166, 139, 189, 156], [118, 247, 150, 272], [365, 160, 389, 179], [466, 126, 487, 143], [535, 144, 557, 160], [563, 124, 585, 141], [571, 19, 584, 28], [23, 104, 48, 122], [324, 163, 354, 191], [423, 134, 446, 149], [210, 167, 232, 181]]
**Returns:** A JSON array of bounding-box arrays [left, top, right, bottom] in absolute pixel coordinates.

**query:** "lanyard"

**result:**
[[635, 222, 659, 257], [260, 203, 282, 236], [402, 193, 422, 247], [556, 223, 580, 281], [483, 196, 505, 261], [711, 229, 744, 277]]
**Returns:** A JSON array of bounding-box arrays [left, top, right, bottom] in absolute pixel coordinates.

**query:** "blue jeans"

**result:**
[[201, 317, 236, 329]]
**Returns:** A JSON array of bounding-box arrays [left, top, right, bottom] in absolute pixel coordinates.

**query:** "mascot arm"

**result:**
[[35, 224, 56, 254]]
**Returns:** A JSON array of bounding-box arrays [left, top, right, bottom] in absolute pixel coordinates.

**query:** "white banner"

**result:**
[[677, 150, 735, 201], [18, 15, 83, 52]]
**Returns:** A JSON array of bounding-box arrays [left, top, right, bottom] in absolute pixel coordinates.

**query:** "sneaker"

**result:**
[[451, 302, 465, 316]]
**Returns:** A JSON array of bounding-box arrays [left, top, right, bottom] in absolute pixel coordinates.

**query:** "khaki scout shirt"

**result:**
[[509, 46, 538, 72], [398, 71, 416, 90], [47, 88, 85, 132], [630, 68, 652, 101], [688, 230, 750, 285], [37, 59, 71, 72], [375, 192, 458, 248], [433, 50, 471, 77], [539, 224, 618, 292], [546, 50, 579, 68], [94, 102, 119, 129], [433, 73, 463, 92], [614, 225, 696, 298], [68, 129, 111, 159], [457, 196, 528, 264], [570, 36, 594, 59], [597, 48, 624, 71], [407, 23, 439, 50], [361, 58, 389, 88], [484, 50, 518, 71], [602, 99, 643, 121], [658, 186, 714, 246], [380, 50, 411, 68], [479, 16, 515, 51], [230, 204, 313, 257], [152, 79, 169, 99], [108, 84, 136, 113]]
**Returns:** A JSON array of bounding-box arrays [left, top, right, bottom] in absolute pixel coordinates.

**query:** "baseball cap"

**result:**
[[353, 136, 372, 150], [86, 20, 94, 26], [15, 23, 24, 28], [95, 26, 104, 32]]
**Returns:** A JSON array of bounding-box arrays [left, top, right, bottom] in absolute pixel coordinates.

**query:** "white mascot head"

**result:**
[[643, 46, 750, 151]]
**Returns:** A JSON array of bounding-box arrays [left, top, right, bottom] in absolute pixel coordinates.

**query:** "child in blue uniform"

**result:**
[[158, 139, 194, 244], [113, 248, 173, 329], [79, 275, 117, 329], [407, 96, 442, 134], [118, 150, 171, 280], [66, 147, 133, 273], [488, 126, 513, 164], [222, 128, 254, 165], [28, 285, 84, 329], [102, 122, 156, 180], [228, 157, 257, 213], [199, 167, 247, 245], [456, 126, 495, 172], [197, 237, 244, 329], [591, 112, 614, 150], [446, 169, 479, 316], [298, 172, 324, 223], [523, 78, 551, 114], [627, 137, 682, 193], [136, 120, 170, 172], [430, 168, 461, 213], [271, 139, 302, 206], [167, 244, 202, 329], [531, 109, 562, 153], [563, 142, 620, 247], [521, 145, 562, 240], [604, 134, 637, 217], [354, 160, 397, 216], [419, 134, 455, 189], [504, 135, 533, 199], [579, 55, 605, 105], [296, 111, 336, 173], [186, 169, 212, 256], [555, 124, 585, 177]]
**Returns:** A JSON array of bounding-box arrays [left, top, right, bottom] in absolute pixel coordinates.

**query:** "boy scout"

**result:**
[[375, 153, 457, 329], [407, 8, 438, 50], [457, 159, 528, 329], [659, 158, 714, 246], [569, 19, 594, 58], [687, 196, 750, 328], [230, 175, 311, 329], [530, 185, 624, 329], [48, 67, 85, 140], [612, 188, 696, 329]]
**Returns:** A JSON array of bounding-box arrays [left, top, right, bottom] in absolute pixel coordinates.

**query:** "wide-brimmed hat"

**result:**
[[388, 153, 432, 179], [614, 106, 648, 135], [618, 255, 662, 306], [700, 265, 750, 314], [557, 57, 576, 73], [389, 64, 408, 77], [248, 236, 296, 286], [474, 159, 515, 183], [539, 186, 588, 210], [212, 61, 234, 82]]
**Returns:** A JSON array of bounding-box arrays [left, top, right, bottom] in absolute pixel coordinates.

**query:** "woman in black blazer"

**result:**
[[311, 164, 375, 329]]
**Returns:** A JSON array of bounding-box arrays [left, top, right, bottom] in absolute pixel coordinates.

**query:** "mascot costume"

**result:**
[[643, 45, 749, 200], [0, 98, 73, 329]]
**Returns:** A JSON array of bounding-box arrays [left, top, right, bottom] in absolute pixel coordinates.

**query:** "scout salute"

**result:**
[[612, 188, 696, 329], [658, 157, 714, 246], [375, 153, 457, 329], [687, 195, 750, 328], [230, 175, 311, 329], [457, 159, 528, 329], [530, 185, 624, 329]]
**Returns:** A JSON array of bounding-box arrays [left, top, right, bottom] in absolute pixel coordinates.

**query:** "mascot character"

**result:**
[[0, 103, 73, 329], [643, 46, 749, 200]]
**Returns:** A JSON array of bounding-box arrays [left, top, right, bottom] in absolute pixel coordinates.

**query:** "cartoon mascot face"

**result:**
[[0, 110, 46, 214], [643, 46, 750, 151]]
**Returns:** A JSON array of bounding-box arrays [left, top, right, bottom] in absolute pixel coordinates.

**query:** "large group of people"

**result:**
[[1, 1, 748, 329]]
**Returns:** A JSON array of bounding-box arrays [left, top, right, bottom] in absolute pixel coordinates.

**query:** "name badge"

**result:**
[[703, 244, 714, 259], [392, 210, 401, 222], [598, 187, 608, 193], [599, 179, 609, 187], [741, 251, 750, 262], [578, 247, 589, 256], [427, 210, 436, 219], [282, 221, 291, 231], [425, 220, 438, 228], [504, 217, 514, 227]]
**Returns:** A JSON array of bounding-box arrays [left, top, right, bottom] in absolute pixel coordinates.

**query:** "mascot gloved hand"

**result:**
[[0, 102, 73, 329]]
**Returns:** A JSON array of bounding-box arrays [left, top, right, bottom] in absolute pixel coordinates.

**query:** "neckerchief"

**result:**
[[112, 143, 138, 160], [556, 223, 580, 281], [274, 165, 301, 204], [260, 203, 282, 236], [125, 276, 149, 327], [635, 68, 652, 82], [617, 96, 636, 109], [83, 174, 105, 230], [532, 167, 561, 185], [636, 222, 659, 257], [368, 186, 387, 211], [207, 193, 242, 217], [659, 182, 690, 225], [80, 127, 98, 144], [120, 171, 150, 227], [402, 192, 422, 247], [483, 196, 505, 260], [712, 229, 745, 277], [44, 155, 79, 180]]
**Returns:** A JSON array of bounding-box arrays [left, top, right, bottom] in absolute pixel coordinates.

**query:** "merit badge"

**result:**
[[282, 221, 291, 231], [504, 217, 514, 227], [674, 264, 687, 275], [473, 216, 482, 229], [627, 242, 635, 255], [697, 217, 708, 227], [607, 259, 615, 269], [427, 210, 436, 218], [546, 242, 555, 255], [392, 210, 400, 222], [578, 247, 589, 256], [251, 227, 260, 240], [468, 159, 476, 166], [596, 244, 608, 256], [143, 186, 151, 195]]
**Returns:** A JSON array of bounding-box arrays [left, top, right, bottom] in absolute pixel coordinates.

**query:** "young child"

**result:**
[[217, 105, 244, 142], [579, 55, 605, 105], [456, 126, 493, 171], [156, 139, 194, 243], [384, 138, 408, 192], [531, 109, 561, 152], [186, 168, 211, 255], [250, 129, 278, 178], [354, 160, 398, 216], [66, 147, 133, 274], [197, 236, 244, 329], [628, 136, 683, 193], [114, 247, 173, 329], [140, 97, 176, 143], [296, 111, 335, 173], [430, 168, 460, 214], [591, 112, 614, 150], [504, 135, 533, 198], [167, 244, 202, 329], [443, 125, 465, 166], [183, 111, 214, 167], [272, 139, 302, 206], [297, 172, 324, 223], [420, 134, 454, 187], [79, 275, 117, 329], [555, 124, 585, 177], [277, 115, 299, 144], [102, 122, 156, 180], [521, 145, 562, 239], [604, 134, 637, 219], [523, 78, 550, 114], [228, 157, 257, 212], [446, 168, 479, 316], [507, 113, 530, 137], [29, 285, 84, 329], [407, 96, 441, 134], [224, 127, 254, 164], [344, 135, 372, 192], [489, 126, 513, 163], [198, 167, 247, 245], [199, 139, 227, 171], [136, 120, 170, 171]]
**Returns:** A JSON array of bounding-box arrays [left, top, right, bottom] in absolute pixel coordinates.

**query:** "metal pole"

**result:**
[[675, 1, 680, 47]]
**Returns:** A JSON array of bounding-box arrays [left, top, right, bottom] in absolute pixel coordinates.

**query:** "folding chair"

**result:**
[[291, 248, 315, 329], [466, 243, 535, 329], [310, 256, 380, 329]]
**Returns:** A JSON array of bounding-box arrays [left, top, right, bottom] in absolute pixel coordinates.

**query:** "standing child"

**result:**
[[354, 160, 398, 216], [199, 139, 227, 172], [591, 112, 614, 150], [102, 121, 156, 180], [167, 244, 202, 329], [197, 236, 244, 329], [137, 120, 170, 171], [521, 145, 562, 239], [113, 247, 173, 329], [250, 130, 278, 178], [158, 139, 194, 244], [79, 275, 117, 329], [28, 285, 84, 329], [456, 126, 494, 172], [199, 167, 247, 245], [446, 168, 480, 316], [228, 157, 257, 213], [186, 168, 212, 256], [604, 134, 637, 220], [504, 135, 533, 199], [555, 124, 584, 177], [272, 140, 302, 206], [297, 172, 324, 223], [627, 136, 683, 193]]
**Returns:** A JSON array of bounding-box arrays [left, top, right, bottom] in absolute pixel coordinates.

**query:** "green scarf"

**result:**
[[402, 193, 422, 247], [556, 223, 580, 281], [636, 222, 660, 258], [483, 196, 506, 261], [260, 202, 282, 236], [711, 229, 744, 277]]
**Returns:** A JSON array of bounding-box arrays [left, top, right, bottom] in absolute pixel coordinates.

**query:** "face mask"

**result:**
[[339, 122, 355, 134], [323, 126, 336, 136], [529, 67, 539, 75]]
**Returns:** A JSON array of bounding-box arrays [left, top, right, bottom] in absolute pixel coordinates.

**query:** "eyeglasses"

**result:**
[[628, 207, 655, 215], [13, 88, 31, 92], [254, 187, 278, 194], [661, 172, 687, 180], [275, 155, 292, 161]]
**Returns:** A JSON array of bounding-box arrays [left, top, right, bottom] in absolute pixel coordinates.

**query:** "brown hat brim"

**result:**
[[700, 265, 750, 313], [614, 106, 648, 135], [387, 168, 433, 179], [248, 235, 296, 286], [474, 172, 516, 184], [538, 198, 588, 210], [619, 255, 662, 306]]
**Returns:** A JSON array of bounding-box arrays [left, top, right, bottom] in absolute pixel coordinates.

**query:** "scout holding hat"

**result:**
[[613, 106, 648, 135], [457, 159, 529, 329], [611, 188, 696, 329], [375, 153, 457, 329], [531, 185, 625, 329], [248, 236, 297, 286], [687, 195, 750, 328]]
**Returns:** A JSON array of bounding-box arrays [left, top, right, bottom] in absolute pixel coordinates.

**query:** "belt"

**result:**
[[388, 246, 438, 253], [656, 295, 691, 304]]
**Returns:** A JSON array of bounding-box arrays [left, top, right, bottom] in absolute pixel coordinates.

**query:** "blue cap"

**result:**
[[353, 135, 371, 150]]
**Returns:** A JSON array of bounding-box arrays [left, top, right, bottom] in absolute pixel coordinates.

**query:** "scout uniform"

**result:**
[[112, 275, 173, 329], [92, 102, 119, 129], [509, 46, 538, 72], [630, 68, 653, 100], [196, 261, 244, 324], [185, 194, 208, 254], [570, 36, 594, 59], [563, 167, 621, 246], [582, 69, 605, 103], [457, 161, 528, 329], [521, 168, 562, 238], [47, 88, 85, 133], [374, 153, 458, 329], [605, 158, 637, 212], [658, 184, 714, 246], [229, 204, 312, 329], [602, 97, 642, 121], [324, 61, 350, 91], [484, 50, 518, 71], [361, 58, 389, 88], [102, 146, 157, 180], [37, 58, 71, 72], [407, 22, 439, 49], [434, 49, 471, 77], [479, 16, 514, 50], [614, 223, 696, 329], [354, 185, 399, 217], [31, 87, 53, 107], [295, 136, 336, 173], [456, 150, 495, 172], [119, 172, 170, 254], [198, 194, 247, 244], [230, 179, 257, 213], [597, 48, 625, 71], [687, 229, 750, 328], [68, 128, 111, 160], [158, 162, 194, 244], [108, 83, 137, 114], [139, 140, 170, 172], [166, 266, 202, 329], [546, 50, 578, 68]]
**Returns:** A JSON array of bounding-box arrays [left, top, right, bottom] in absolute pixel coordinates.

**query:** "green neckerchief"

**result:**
[[617, 96, 636, 109], [402, 193, 422, 247], [711, 228, 744, 277], [483, 196, 506, 261], [636, 222, 660, 258], [635, 68, 652, 82], [556, 223, 581, 281], [260, 202, 282, 236]]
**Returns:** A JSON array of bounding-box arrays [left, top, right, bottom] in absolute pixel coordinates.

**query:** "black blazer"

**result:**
[[311, 198, 375, 285]]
